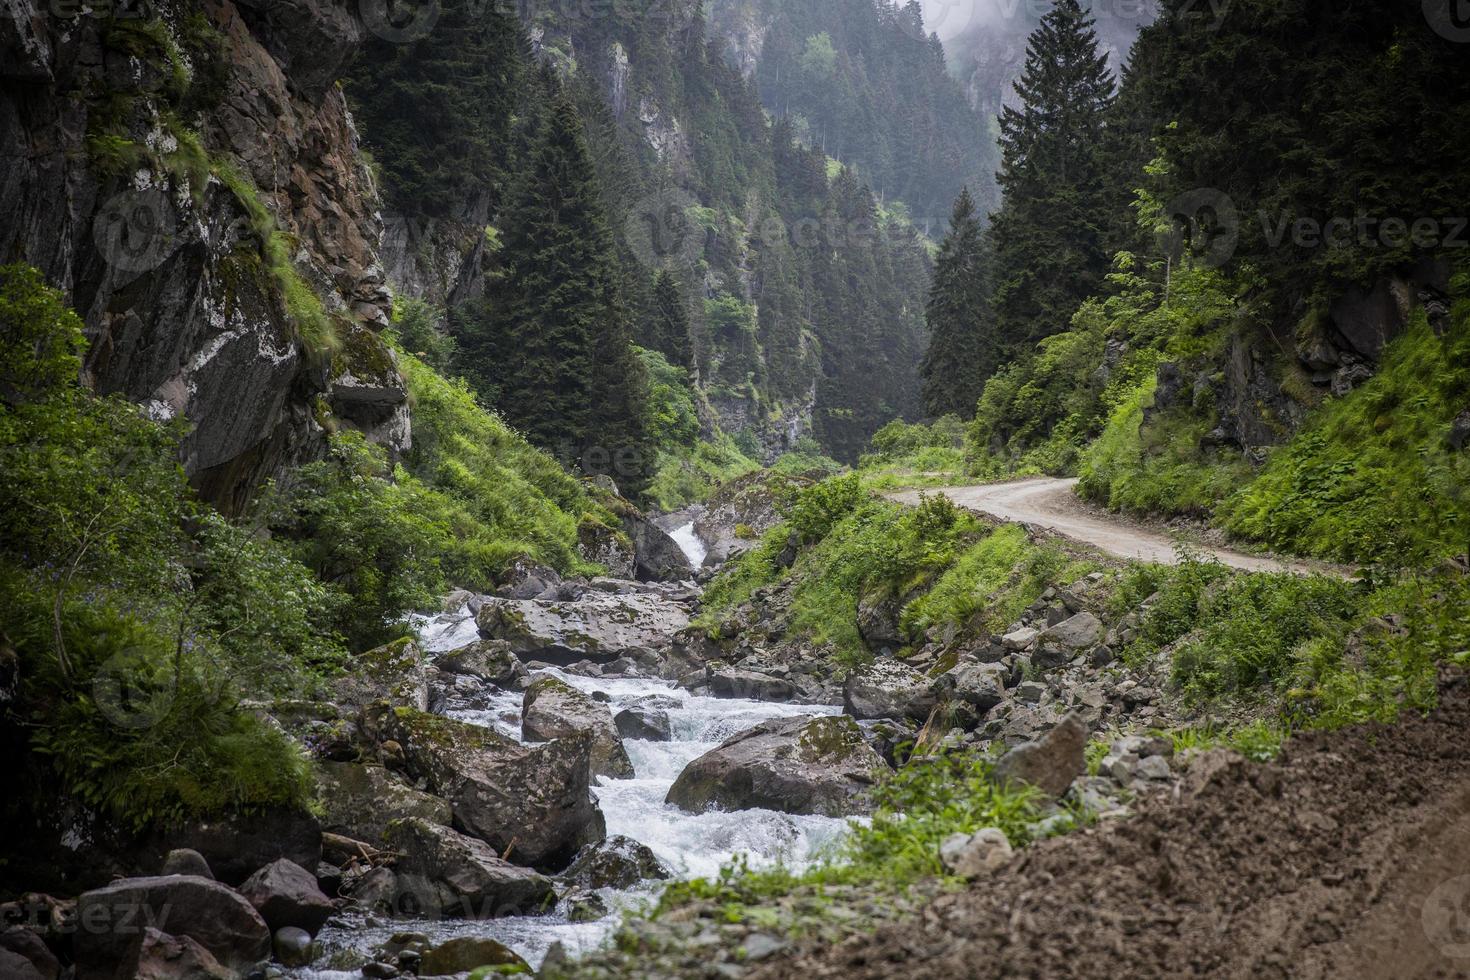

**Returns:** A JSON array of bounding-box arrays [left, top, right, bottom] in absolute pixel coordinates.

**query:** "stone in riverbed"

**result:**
[[332, 637, 429, 712], [614, 701, 672, 741], [666, 715, 888, 817], [706, 668, 796, 702], [381, 708, 605, 869], [522, 677, 635, 779], [476, 591, 688, 666], [384, 819, 555, 919], [238, 859, 334, 936], [418, 936, 528, 975], [73, 876, 270, 979], [158, 848, 212, 879], [272, 926, 315, 968], [562, 836, 672, 890], [434, 639, 526, 688], [128, 928, 232, 980]]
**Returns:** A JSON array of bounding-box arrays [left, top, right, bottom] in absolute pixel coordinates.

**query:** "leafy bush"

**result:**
[[788, 473, 865, 543], [646, 435, 761, 512], [389, 297, 456, 373]]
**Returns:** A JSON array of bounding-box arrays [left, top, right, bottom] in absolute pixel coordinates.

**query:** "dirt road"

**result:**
[[753, 673, 1470, 980], [892, 477, 1336, 575]]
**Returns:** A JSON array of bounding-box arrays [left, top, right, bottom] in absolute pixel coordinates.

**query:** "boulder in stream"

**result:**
[[237, 858, 334, 936], [666, 715, 888, 817], [332, 637, 430, 712], [314, 761, 453, 844], [382, 708, 606, 869], [384, 819, 555, 919], [561, 836, 672, 890], [419, 936, 529, 975], [435, 639, 527, 687], [476, 591, 689, 666], [522, 676, 635, 779], [623, 512, 694, 582], [614, 701, 673, 741]]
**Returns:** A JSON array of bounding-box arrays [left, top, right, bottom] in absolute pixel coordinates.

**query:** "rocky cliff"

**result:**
[[0, 0, 406, 514]]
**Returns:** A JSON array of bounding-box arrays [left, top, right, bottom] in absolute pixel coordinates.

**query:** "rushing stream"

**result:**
[[297, 524, 851, 973]]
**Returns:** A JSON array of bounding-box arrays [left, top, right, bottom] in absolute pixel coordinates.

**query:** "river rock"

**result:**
[[158, 849, 212, 880], [497, 560, 563, 599], [843, 660, 936, 722], [0, 950, 44, 980], [930, 661, 1006, 713], [332, 637, 430, 712], [384, 819, 555, 919], [73, 876, 270, 979], [666, 715, 888, 817], [522, 677, 635, 779], [566, 892, 608, 922], [435, 639, 527, 687], [382, 709, 605, 869], [476, 592, 689, 666], [126, 928, 233, 980], [706, 668, 796, 702], [623, 513, 694, 582], [272, 926, 315, 968], [614, 701, 672, 741], [562, 836, 672, 890], [419, 936, 528, 975], [991, 712, 1089, 799], [315, 761, 453, 844], [238, 859, 334, 936]]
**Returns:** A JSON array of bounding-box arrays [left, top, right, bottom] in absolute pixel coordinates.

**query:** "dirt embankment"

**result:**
[[753, 673, 1470, 980]]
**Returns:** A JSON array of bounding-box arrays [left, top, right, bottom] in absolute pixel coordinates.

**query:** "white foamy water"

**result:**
[[298, 612, 852, 974], [669, 521, 707, 570]]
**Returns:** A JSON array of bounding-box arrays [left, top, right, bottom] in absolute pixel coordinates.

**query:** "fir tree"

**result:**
[[647, 270, 694, 369], [989, 0, 1116, 356], [463, 88, 654, 496], [920, 187, 992, 418]]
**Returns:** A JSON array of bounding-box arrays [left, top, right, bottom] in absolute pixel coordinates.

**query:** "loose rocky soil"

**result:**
[[750, 671, 1470, 980]]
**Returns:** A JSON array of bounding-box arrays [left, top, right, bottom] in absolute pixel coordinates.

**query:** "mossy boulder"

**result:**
[[665, 715, 887, 817], [420, 936, 529, 976], [475, 592, 689, 667], [314, 761, 452, 844], [385, 818, 555, 920], [382, 709, 606, 870], [334, 637, 428, 712]]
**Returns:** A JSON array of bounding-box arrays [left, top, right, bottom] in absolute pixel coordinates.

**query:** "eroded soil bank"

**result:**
[[749, 671, 1470, 980]]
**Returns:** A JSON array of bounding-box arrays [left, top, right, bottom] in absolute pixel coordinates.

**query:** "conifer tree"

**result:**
[[464, 88, 654, 496], [989, 0, 1116, 356], [920, 187, 991, 418], [647, 271, 693, 369]]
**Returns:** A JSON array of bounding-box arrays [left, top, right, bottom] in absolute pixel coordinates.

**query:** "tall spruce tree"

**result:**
[[647, 271, 693, 369], [989, 0, 1115, 357], [920, 187, 992, 418], [465, 88, 654, 496]]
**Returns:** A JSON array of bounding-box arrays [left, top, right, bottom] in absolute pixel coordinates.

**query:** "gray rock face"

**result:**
[[707, 668, 796, 702], [436, 640, 526, 687], [562, 836, 672, 891], [382, 709, 605, 869], [932, 661, 1006, 713], [843, 660, 936, 722], [521, 677, 634, 779], [666, 715, 888, 817], [333, 638, 429, 712], [385, 819, 555, 920], [315, 761, 453, 844], [73, 876, 270, 980], [238, 859, 335, 936], [856, 590, 904, 651], [477, 592, 689, 667], [991, 713, 1090, 799], [623, 513, 694, 582]]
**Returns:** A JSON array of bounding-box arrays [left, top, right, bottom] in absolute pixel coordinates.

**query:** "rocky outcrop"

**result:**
[[694, 471, 807, 566], [476, 591, 689, 666], [384, 818, 555, 920], [73, 876, 270, 980], [666, 715, 888, 817], [614, 698, 674, 741], [380, 708, 605, 870], [623, 512, 694, 582], [521, 677, 635, 779], [0, 0, 407, 513]]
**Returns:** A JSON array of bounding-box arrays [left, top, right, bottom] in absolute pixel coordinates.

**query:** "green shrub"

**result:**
[[789, 473, 865, 543], [389, 298, 455, 373]]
